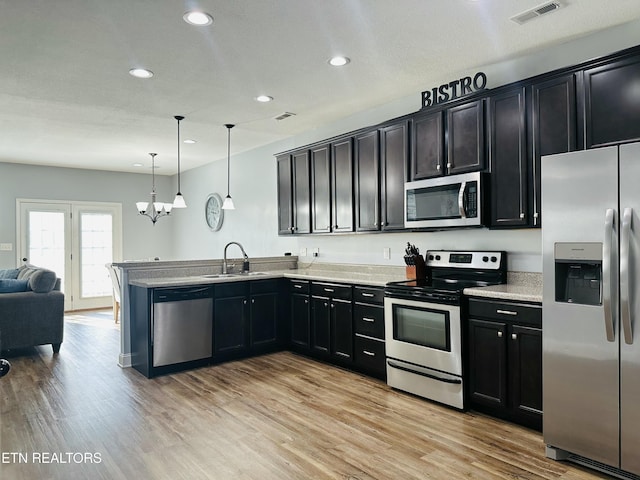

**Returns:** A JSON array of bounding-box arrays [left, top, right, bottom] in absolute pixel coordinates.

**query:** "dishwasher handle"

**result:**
[[153, 286, 213, 302]]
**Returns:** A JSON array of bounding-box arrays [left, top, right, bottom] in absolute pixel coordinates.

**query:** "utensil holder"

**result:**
[[406, 255, 426, 280]]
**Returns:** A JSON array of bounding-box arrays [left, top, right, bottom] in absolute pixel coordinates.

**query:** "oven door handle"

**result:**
[[387, 360, 462, 384]]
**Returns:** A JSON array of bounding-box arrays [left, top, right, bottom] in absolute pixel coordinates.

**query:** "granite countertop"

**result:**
[[463, 272, 542, 303], [129, 266, 406, 289]]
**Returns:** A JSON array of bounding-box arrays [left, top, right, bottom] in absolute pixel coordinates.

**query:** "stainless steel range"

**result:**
[[384, 250, 506, 409]]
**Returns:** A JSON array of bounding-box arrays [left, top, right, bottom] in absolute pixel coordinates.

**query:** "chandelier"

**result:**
[[136, 153, 173, 224]]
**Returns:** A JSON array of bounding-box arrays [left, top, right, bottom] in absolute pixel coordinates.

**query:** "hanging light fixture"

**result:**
[[222, 124, 235, 210], [136, 153, 173, 224], [173, 115, 187, 208]]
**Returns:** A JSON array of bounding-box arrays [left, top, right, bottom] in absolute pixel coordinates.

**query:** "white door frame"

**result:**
[[17, 198, 123, 311]]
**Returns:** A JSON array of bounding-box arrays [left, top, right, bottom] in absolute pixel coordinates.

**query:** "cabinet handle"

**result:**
[[363, 350, 376, 357], [533, 212, 539, 219], [251, 299, 255, 304], [324, 302, 328, 307], [497, 331, 503, 338], [447, 162, 452, 169], [436, 164, 441, 170], [362, 317, 375, 322], [294, 284, 302, 289], [243, 300, 247, 305], [361, 292, 375, 297], [519, 213, 525, 219], [304, 299, 308, 304], [334, 225, 339, 229], [374, 222, 378, 227], [496, 309, 518, 316], [511, 333, 517, 340], [324, 288, 334, 293], [331, 304, 335, 309]]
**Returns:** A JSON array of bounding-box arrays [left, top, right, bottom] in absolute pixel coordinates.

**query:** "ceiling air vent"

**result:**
[[511, 1, 562, 25], [274, 112, 296, 121]]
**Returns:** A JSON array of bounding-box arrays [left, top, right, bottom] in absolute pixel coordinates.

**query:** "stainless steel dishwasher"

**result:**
[[152, 286, 213, 367]]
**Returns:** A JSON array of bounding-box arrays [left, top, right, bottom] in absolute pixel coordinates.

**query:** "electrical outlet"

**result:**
[[0, 243, 13, 251], [300, 247, 307, 257], [383, 247, 390, 260], [312, 247, 319, 257]]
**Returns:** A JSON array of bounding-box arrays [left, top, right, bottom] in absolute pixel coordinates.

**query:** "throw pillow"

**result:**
[[0, 279, 29, 293], [0, 268, 19, 279], [27, 269, 57, 293]]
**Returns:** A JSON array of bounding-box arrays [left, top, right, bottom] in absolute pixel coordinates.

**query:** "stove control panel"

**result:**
[[425, 250, 505, 270]]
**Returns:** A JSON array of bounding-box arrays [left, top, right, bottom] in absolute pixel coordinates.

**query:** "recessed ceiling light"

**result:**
[[183, 139, 197, 144], [255, 95, 274, 103], [183, 11, 213, 26], [329, 56, 350, 67], [129, 68, 154, 79]]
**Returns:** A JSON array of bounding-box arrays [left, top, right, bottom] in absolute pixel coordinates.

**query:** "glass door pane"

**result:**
[[27, 211, 66, 290], [79, 212, 113, 298]]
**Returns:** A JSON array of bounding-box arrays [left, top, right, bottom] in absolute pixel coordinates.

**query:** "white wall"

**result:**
[[0, 162, 175, 269]]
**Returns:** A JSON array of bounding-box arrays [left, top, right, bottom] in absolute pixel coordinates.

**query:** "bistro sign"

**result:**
[[421, 72, 488, 108]]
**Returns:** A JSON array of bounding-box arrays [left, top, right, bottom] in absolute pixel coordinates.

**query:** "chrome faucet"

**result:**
[[223, 241, 249, 274]]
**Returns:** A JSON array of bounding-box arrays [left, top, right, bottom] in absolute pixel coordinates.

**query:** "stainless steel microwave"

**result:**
[[404, 171, 485, 229]]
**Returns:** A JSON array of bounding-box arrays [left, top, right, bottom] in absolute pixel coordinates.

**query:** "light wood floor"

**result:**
[[0, 310, 610, 480]]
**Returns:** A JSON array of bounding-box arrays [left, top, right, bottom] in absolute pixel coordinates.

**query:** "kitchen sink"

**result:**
[[201, 272, 268, 279]]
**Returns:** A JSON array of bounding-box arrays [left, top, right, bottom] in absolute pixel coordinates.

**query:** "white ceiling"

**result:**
[[2, 0, 640, 175]]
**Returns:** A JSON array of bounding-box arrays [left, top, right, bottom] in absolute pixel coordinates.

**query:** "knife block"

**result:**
[[406, 255, 426, 280]]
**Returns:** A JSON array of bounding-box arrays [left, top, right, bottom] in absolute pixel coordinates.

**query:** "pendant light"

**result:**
[[136, 153, 173, 224], [172, 115, 187, 208], [222, 124, 235, 210]]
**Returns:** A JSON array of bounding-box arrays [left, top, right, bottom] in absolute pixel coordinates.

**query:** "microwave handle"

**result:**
[[458, 182, 467, 218]]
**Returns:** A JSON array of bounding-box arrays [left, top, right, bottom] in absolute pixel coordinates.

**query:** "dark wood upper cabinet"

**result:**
[[276, 154, 293, 235], [488, 87, 528, 228], [584, 54, 640, 148], [411, 111, 444, 179], [354, 129, 380, 232], [310, 144, 331, 233], [331, 138, 354, 233], [292, 151, 311, 234], [447, 99, 485, 175], [529, 73, 578, 227], [380, 121, 409, 230]]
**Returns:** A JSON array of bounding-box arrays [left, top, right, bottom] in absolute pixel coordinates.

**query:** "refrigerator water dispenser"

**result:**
[[554, 243, 602, 306]]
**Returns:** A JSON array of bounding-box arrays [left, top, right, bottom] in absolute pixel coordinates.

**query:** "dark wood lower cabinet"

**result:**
[[467, 298, 542, 430]]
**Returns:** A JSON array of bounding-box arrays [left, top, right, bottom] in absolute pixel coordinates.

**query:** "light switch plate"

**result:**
[[0, 243, 13, 251], [383, 247, 390, 259], [300, 247, 307, 257]]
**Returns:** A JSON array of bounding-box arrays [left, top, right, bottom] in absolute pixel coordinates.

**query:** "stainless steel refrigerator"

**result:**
[[542, 141, 640, 478]]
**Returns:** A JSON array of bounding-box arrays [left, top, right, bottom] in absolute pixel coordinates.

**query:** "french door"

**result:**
[[17, 200, 122, 311]]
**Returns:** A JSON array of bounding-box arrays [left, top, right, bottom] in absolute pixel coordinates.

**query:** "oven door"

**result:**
[[384, 296, 461, 376]]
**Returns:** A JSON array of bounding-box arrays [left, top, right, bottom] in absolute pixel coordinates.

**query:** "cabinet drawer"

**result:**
[[353, 286, 384, 305], [468, 298, 541, 327], [354, 304, 384, 339], [354, 335, 386, 377], [290, 280, 310, 294], [311, 282, 352, 300]]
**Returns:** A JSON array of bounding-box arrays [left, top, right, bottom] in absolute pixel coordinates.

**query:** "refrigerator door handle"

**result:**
[[621, 207, 633, 345], [603, 208, 616, 342]]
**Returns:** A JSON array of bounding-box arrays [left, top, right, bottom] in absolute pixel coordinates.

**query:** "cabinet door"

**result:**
[[488, 87, 528, 228], [447, 99, 485, 174], [214, 296, 247, 354], [250, 292, 278, 347], [380, 121, 409, 231], [468, 318, 507, 409], [412, 111, 444, 179], [292, 151, 311, 234], [354, 130, 380, 232], [276, 154, 293, 235], [509, 324, 543, 426], [584, 55, 640, 148], [331, 138, 354, 232], [311, 297, 331, 354], [311, 144, 331, 233], [331, 299, 353, 361], [530, 74, 577, 227], [291, 293, 310, 348]]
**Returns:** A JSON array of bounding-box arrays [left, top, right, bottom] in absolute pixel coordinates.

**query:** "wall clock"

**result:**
[[205, 193, 224, 231]]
